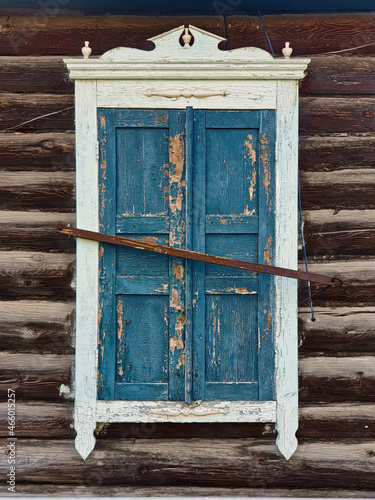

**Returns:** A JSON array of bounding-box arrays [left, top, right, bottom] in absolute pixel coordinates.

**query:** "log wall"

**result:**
[[1, 11, 375, 496]]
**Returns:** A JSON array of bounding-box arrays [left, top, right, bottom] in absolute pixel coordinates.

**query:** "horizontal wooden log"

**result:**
[[299, 356, 375, 403], [1, 400, 374, 440], [3, 437, 375, 487], [302, 209, 375, 257], [0, 16, 224, 56], [299, 307, 375, 355], [299, 259, 375, 307], [0, 132, 74, 171], [301, 56, 375, 95], [0, 252, 75, 301], [2, 55, 375, 97], [9, 485, 375, 497], [0, 93, 74, 132], [0, 353, 72, 401], [0, 212, 75, 252], [227, 14, 375, 56], [299, 97, 375, 133], [0, 171, 75, 211], [299, 403, 375, 439], [0, 300, 74, 354], [299, 134, 375, 172], [0, 402, 74, 438], [299, 169, 375, 211]]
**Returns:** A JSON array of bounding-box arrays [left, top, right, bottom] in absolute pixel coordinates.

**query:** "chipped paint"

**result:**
[[118, 366, 124, 377], [98, 246, 104, 260], [243, 206, 256, 216], [169, 133, 184, 185], [142, 236, 158, 244], [117, 299, 123, 340], [177, 352, 185, 369], [174, 265, 184, 280], [99, 114, 106, 127], [155, 114, 168, 122], [220, 219, 227, 225], [170, 336, 184, 353], [248, 170, 257, 201], [263, 235, 273, 265], [244, 135, 256, 165], [170, 191, 183, 213], [260, 132, 271, 208]]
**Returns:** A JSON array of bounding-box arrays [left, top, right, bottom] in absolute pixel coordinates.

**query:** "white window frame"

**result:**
[[64, 25, 310, 460]]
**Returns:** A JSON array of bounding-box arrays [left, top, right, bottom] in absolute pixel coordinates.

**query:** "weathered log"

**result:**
[[0, 15, 224, 56], [299, 259, 375, 307], [2, 437, 375, 488], [0, 300, 74, 354], [299, 134, 375, 172], [302, 209, 375, 257], [299, 169, 375, 210], [0, 211, 75, 252], [0, 252, 75, 301], [227, 14, 375, 56], [299, 356, 375, 402], [0, 93, 74, 132], [299, 307, 375, 355], [301, 56, 375, 95], [299, 97, 375, 133], [9, 485, 375, 498], [0, 171, 75, 211], [0, 56, 73, 94], [0, 132, 75, 171], [0, 402, 74, 438], [0, 353, 72, 401]]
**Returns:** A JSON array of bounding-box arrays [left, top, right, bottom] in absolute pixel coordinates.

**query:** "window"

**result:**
[[64, 24, 310, 461]]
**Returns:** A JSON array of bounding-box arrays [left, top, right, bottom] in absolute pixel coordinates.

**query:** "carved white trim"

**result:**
[[66, 24, 310, 461], [145, 88, 230, 99]]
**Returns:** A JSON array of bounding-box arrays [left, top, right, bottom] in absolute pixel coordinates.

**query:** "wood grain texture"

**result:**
[[227, 14, 375, 56], [0, 353, 72, 401], [299, 169, 375, 211], [299, 307, 375, 355], [0, 211, 75, 252], [301, 56, 375, 95], [2, 438, 375, 487], [0, 93, 74, 132], [0, 132, 75, 171], [299, 135, 375, 172], [0, 300, 74, 354], [0, 251, 75, 301], [0, 171, 75, 211], [0, 16, 224, 56], [299, 97, 375, 133]]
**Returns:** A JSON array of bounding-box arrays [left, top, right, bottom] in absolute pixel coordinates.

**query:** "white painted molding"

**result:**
[[145, 89, 230, 99], [97, 401, 276, 423]]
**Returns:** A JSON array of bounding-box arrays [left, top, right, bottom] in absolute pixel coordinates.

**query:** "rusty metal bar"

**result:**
[[58, 222, 342, 287]]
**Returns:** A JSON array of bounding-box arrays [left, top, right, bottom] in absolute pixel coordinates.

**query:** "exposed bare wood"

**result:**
[[300, 169, 375, 210], [301, 56, 375, 95], [299, 307, 375, 355], [10, 485, 375, 497], [0, 93, 74, 132], [0, 352, 72, 401], [0, 16, 224, 56], [0, 132, 75, 171], [0, 211, 75, 252], [3, 438, 375, 487], [0, 171, 75, 211], [300, 97, 375, 133], [0, 251, 75, 301], [300, 356, 375, 402], [0, 300, 74, 354], [299, 135, 375, 172], [299, 259, 375, 307], [227, 14, 375, 56]]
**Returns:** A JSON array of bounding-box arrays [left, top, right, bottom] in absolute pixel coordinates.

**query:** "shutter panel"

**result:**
[[192, 110, 276, 401], [98, 109, 186, 401]]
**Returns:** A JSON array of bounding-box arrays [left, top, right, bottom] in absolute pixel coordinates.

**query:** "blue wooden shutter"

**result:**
[[97, 108, 276, 403], [191, 110, 276, 401]]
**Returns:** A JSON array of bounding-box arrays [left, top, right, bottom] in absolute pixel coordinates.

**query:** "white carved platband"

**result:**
[[145, 89, 230, 99]]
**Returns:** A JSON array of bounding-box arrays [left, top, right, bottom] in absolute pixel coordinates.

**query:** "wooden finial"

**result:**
[[82, 41, 92, 59], [282, 42, 293, 59], [182, 28, 192, 49]]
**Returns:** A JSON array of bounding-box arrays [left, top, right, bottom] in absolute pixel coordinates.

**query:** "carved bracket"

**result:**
[[145, 89, 230, 100]]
